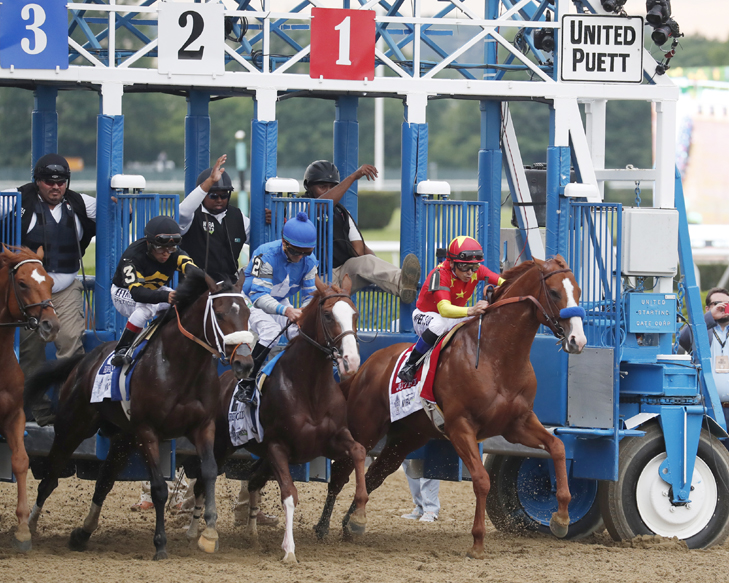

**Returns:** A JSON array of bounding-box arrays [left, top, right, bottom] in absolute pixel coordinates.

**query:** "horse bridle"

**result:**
[[296, 293, 358, 362], [0, 259, 56, 331]]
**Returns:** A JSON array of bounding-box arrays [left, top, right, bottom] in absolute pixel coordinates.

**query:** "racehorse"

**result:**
[[23, 269, 254, 560], [186, 276, 367, 563], [0, 245, 59, 552], [314, 256, 587, 559]]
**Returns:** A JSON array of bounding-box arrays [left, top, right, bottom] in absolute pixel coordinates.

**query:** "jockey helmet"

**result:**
[[282, 212, 317, 249], [447, 236, 484, 264], [304, 160, 340, 192], [34, 153, 71, 183], [144, 215, 182, 247], [196, 167, 234, 194]]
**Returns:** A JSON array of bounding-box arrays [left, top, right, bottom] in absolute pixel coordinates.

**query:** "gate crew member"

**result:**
[[180, 154, 249, 283], [8, 154, 97, 381], [303, 160, 420, 303], [236, 212, 319, 404], [398, 236, 503, 383], [109, 215, 197, 366], [679, 287, 729, 418]]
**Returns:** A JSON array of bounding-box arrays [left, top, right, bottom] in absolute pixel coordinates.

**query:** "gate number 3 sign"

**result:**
[[310, 9, 375, 81]]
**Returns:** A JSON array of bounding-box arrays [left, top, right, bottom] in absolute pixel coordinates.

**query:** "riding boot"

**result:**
[[111, 327, 138, 367], [398, 347, 426, 383], [233, 343, 271, 404]]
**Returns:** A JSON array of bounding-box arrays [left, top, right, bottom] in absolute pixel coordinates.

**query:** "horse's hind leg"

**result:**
[[137, 432, 171, 560], [267, 442, 298, 563], [315, 456, 355, 540], [3, 411, 32, 552], [69, 434, 134, 552], [324, 429, 368, 536], [190, 421, 219, 554], [505, 412, 571, 538], [186, 477, 206, 541], [447, 419, 491, 560]]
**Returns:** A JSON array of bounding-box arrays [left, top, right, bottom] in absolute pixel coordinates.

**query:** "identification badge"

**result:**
[[716, 355, 729, 373]]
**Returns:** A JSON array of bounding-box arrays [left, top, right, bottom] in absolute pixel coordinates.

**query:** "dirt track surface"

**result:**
[[1, 471, 728, 583]]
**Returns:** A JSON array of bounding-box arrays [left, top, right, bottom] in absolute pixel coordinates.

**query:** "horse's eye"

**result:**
[[18, 281, 29, 290], [324, 312, 333, 321], [215, 312, 225, 321], [549, 289, 561, 301]]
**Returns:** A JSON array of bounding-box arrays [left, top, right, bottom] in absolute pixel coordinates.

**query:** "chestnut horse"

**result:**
[[0, 246, 59, 551], [187, 277, 367, 563], [23, 269, 254, 559], [314, 256, 587, 559]]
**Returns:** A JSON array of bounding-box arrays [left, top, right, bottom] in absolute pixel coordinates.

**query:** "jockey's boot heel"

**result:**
[[233, 378, 257, 405], [111, 328, 138, 367], [398, 347, 425, 383]]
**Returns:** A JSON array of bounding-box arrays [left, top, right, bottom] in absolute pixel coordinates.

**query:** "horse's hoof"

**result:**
[[197, 527, 219, 554], [314, 523, 329, 540], [282, 551, 298, 564], [466, 548, 486, 560], [68, 527, 91, 552], [347, 515, 367, 537], [153, 550, 169, 561], [11, 536, 32, 553], [549, 512, 569, 539]]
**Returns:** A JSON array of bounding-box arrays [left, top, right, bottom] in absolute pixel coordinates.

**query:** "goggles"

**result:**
[[451, 250, 484, 262], [43, 164, 68, 174], [207, 190, 232, 201], [151, 244, 178, 253], [149, 233, 181, 247], [454, 262, 479, 273]]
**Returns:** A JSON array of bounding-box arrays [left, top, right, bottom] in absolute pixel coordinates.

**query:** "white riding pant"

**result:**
[[111, 284, 171, 329], [248, 299, 300, 347], [412, 308, 469, 338], [402, 460, 440, 516]]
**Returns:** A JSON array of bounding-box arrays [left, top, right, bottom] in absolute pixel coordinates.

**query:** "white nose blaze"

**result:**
[[561, 277, 587, 352], [332, 300, 360, 374]]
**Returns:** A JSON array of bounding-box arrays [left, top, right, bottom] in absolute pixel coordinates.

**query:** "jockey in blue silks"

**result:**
[[236, 211, 319, 403]]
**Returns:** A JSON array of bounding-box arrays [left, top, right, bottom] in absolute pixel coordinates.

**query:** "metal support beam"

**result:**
[[333, 96, 360, 221], [31, 86, 58, 180], [184, 91, 211, 197]]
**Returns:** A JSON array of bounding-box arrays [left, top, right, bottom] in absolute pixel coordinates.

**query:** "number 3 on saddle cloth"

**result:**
[[90, 341, 148, 419], [389, 324, 466, 433]]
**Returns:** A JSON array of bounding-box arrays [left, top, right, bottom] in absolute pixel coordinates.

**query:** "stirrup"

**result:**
[[111, 349, 132, 367], [234, 380, 257, 406]]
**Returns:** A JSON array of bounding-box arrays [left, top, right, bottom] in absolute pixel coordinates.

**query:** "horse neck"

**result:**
[[0, 267, 16, 341], [160, 293, 212, 360]]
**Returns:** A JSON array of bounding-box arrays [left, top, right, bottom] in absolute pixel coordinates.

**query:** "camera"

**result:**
[[533, 28, 555, 52], [600, 0, 627, 13], [651, 18, 681, 46]]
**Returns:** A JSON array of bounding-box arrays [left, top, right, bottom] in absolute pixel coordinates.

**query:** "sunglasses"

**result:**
[[455, 263, 479, 273], [284, 243, 313, 258], [208, 191, 231, 201], [41, 178, 67, 187]]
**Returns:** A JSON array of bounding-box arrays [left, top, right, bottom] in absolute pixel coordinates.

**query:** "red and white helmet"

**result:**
[[447, 236, 484, 264]]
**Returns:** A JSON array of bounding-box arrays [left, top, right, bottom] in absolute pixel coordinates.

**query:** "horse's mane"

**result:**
[[0, 245, 43, 271], [491, 256, 569, 302]]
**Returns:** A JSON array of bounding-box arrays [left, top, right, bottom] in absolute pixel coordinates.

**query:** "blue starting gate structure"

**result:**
[[2, 0, 727, 548]]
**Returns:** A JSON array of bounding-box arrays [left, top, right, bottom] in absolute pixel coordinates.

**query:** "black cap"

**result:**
[[33, 153, 71, 182], [196, 168, 234, 192]]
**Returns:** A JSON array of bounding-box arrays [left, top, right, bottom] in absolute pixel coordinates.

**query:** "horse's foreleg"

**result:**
[[3, 412, 31, 552], [69, 434, 134, 552], [448, 420, 490, 560], [186, 478, 206, 541], [267, 442, 298, 563], [315, 456, 355, 540], [505, 412, 571, 538], [191, 421, 219, 554], [325, 429, 368, 536]]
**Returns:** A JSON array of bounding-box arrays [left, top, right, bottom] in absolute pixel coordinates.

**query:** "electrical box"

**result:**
[[621, 208, 678, 276]]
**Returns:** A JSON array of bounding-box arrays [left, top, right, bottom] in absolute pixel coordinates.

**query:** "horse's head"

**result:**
[[0, 245, 60, 342], [299, 275, 360, 377], [200, 272, 255, 379], [534, 256, 587, 354]]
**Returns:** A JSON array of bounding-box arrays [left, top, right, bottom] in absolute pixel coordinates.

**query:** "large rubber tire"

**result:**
[[598, 422, 729, 549], [485, 454, 604, 540]]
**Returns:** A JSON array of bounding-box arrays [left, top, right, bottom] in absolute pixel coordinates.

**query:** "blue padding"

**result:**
[[260, 350, 285, 377], [560, 306, 586, 320]]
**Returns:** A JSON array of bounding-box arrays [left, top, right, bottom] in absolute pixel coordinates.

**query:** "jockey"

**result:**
[[235, 211, 319, 404], [109, 215, 197, 366], [398, 236, 503, 383]]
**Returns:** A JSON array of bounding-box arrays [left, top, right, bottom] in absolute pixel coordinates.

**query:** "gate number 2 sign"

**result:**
[[310, 9, 375, 81]]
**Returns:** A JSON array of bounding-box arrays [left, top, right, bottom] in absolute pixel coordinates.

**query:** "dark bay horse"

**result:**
[[187, 277, 367, 563], [0, 246, 59, 551], [314, 256, 587, 559], [23, 269, 254, 559]]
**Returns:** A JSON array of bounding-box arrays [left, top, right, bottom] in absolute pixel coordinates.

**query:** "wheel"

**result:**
[[485, 454, 603, 540], [598, 422, 729, 549]]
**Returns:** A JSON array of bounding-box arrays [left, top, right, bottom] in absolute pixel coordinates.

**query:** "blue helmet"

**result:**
[[282, 212, 317, 248]]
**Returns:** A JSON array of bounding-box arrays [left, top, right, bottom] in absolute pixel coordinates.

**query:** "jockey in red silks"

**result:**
[[398, 236, 504, 383]]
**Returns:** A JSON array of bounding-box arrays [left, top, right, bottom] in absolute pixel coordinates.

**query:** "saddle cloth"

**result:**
[[90, 341, 147, 419], [227, 350, 286, 446]]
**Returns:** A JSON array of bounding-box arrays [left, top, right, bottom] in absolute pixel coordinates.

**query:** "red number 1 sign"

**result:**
[[310, 8, 375, 81]]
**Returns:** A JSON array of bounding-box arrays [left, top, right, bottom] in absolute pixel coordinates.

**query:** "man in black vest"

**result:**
[[180, 154, 249, 282], [16, 153, 96, 409], [303, 160, 420, 304]]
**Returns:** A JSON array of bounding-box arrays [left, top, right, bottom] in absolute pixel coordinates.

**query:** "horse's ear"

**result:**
[[341, 273, 353, 295], [315, 275, 328, 294], [204, 272, 219, 293], [234, 273, 245, 292], [35, 245, 44, 261]]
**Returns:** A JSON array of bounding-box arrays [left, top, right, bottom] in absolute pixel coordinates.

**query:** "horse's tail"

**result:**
[[23, 354, 85, 409]]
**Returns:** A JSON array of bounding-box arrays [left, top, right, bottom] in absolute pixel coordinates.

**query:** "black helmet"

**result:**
[[303, 160, 340, 191], [196, 167, 234, 193], [33, 153, 71, 182], [144, 215, 182, 247]]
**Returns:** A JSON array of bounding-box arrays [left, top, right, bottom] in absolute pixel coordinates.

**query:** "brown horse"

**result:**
[[23, 269, 254, 559], [314, 256, 587, 559], [187, 276, 367, 562], [0, 245, 59, 551]]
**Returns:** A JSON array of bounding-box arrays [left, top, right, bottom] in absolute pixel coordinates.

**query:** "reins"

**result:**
[[0, 258, 56, 330], [296, 292, 358, 363]]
